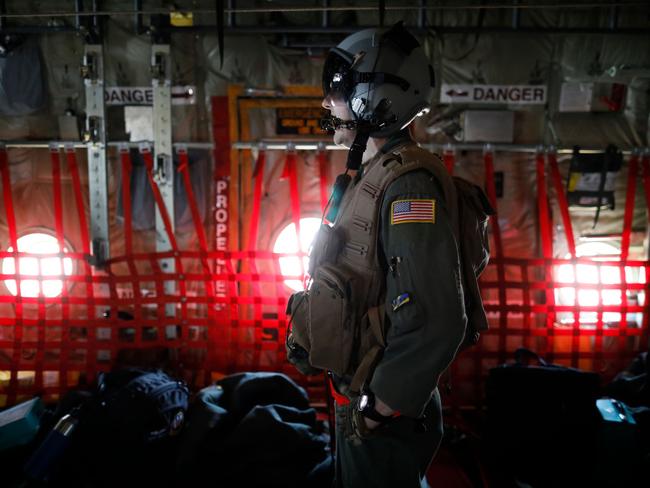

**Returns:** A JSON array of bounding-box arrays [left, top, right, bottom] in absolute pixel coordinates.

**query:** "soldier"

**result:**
[[286, 22, 473, 488]]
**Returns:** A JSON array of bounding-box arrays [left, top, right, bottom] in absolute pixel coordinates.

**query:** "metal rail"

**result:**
[[0, 141, 215, 150], [1, 3, 647, 18], [1, 140, 648, 156], [230, 141, 650, 156]]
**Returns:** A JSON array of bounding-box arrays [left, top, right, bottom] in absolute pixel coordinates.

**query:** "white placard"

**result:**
[[441, 84, 547, 105], [559, 82, 594, 112]]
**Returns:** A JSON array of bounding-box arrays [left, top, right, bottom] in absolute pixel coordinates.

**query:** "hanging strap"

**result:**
[[349, 305, 386, 395], [282, 152, 304, 280], [536, 152, 553, 259], [484, 148, 508, 364], [119, 145, 134, 255], [64, 145, 91, 257], [621, 153, 639, 262], [641, 153, 650, 220], [49, 146, 66, 264], [318, 150, 329, 213], [177, 146, 210, 253], [548, 150, 576, 257], [535, 151, 557, 340], [118, 144, 143, 324], [176, 146, 215, 327], [1, 145, 22, 405], [0, 146, 18, 249], [50, 145, 72, 391], [484, 150, 503, 258], [249, 150, 266, 250], [443, 148, 455, 175]]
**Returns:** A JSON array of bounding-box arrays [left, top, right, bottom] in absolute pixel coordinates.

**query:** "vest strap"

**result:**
[[349, 305, 386, 394]]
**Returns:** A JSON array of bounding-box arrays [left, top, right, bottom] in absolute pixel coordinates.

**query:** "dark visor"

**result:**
[[322, 48, 353, 99]]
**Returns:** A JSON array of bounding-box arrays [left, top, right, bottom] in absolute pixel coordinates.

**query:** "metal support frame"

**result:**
[[82, 44, 109, 267], [0, 140, 647, 157], [229, 141, 648, 156], [151, 43, 176, 320], [0, 141, 214, 149]]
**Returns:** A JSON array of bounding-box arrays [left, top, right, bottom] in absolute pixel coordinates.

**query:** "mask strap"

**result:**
[[346, 131, 370, 171]]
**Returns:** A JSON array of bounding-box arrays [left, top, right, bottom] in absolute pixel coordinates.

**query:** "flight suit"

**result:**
[[334, 134, 468, 488]]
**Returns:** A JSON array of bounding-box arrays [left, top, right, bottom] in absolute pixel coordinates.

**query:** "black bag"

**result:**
[[44, 368, 189, 488], [486, 349, 601, 486], [90, 368, 190, 443]]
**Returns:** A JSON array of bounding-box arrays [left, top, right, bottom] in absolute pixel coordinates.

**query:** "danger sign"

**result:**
[[440, 84, 547, 105], [104, 86, 197, 106]]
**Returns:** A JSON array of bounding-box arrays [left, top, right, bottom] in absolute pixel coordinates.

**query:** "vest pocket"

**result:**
[[308, 264, 355, 376]]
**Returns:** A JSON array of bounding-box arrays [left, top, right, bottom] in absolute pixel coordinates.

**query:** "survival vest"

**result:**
[[289, 141, 493, 397]]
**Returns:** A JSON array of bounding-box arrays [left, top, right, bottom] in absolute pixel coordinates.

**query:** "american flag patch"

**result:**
[[391, 199, 436, 225]]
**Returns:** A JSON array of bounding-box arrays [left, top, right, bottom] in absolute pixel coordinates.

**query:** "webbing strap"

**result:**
[[621, 154, 639, 262], [349, 305, 385, 394], [177, 146, 217, 327], [49, 146, 68, 391], [536, 152, 553, 258], [64, 146, 90, 256], [140, 146, 186, 327], [443, 149, 455, 175], [243, 145, 268, 369], [177, 147, 210, 253], [1, 146, 22, 405], [547, 151, 579, 355], [283, 152, 304, 282], [548, 151, 576, 257], [119, 146, 134, 255], [0, 148, 17, 248], [641, 155, 650, 221], [618, 153, 639, 359], [535, 152, 557, 357], [641, 153, 650, 349], [328, 375, 350, 406], [65, 141, 98, 375], [483, 150, 507, 363], [318, 151, 329, 213], [118, 146, 143, 324], [249, 150, 266, 250], [484, 151, 502, 257]]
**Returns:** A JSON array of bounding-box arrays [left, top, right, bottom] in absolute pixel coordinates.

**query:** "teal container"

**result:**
[[0, 397, 44, 451]]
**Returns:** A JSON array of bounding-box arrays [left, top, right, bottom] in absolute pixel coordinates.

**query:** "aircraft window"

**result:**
[[555, 242, 645, 326], [1, 232, 74, 298], [273, 217, 322, 292]]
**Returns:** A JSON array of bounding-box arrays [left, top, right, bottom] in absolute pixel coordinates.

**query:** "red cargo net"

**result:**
[[0, 145, 648, 409]]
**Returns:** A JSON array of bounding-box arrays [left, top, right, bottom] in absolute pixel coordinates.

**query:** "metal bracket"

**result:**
[[151, 44, 176, 321], [83, 44, 109, 267]]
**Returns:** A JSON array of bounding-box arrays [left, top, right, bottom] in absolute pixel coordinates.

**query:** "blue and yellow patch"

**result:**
[[391, 292, 411, 312], [390, 199, 435, 225]]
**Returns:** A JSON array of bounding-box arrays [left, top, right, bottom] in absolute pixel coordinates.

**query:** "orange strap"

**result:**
[[328, 376, 350, 405]]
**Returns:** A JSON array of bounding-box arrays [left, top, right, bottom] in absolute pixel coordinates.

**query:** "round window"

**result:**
[[2, 232, 74, 298]]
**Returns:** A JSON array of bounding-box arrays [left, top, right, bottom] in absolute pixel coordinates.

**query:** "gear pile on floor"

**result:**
[[0, 371, 333, 488]]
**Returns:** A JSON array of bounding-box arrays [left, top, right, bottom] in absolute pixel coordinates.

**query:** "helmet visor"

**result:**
[[322, 48, 353, 99]]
